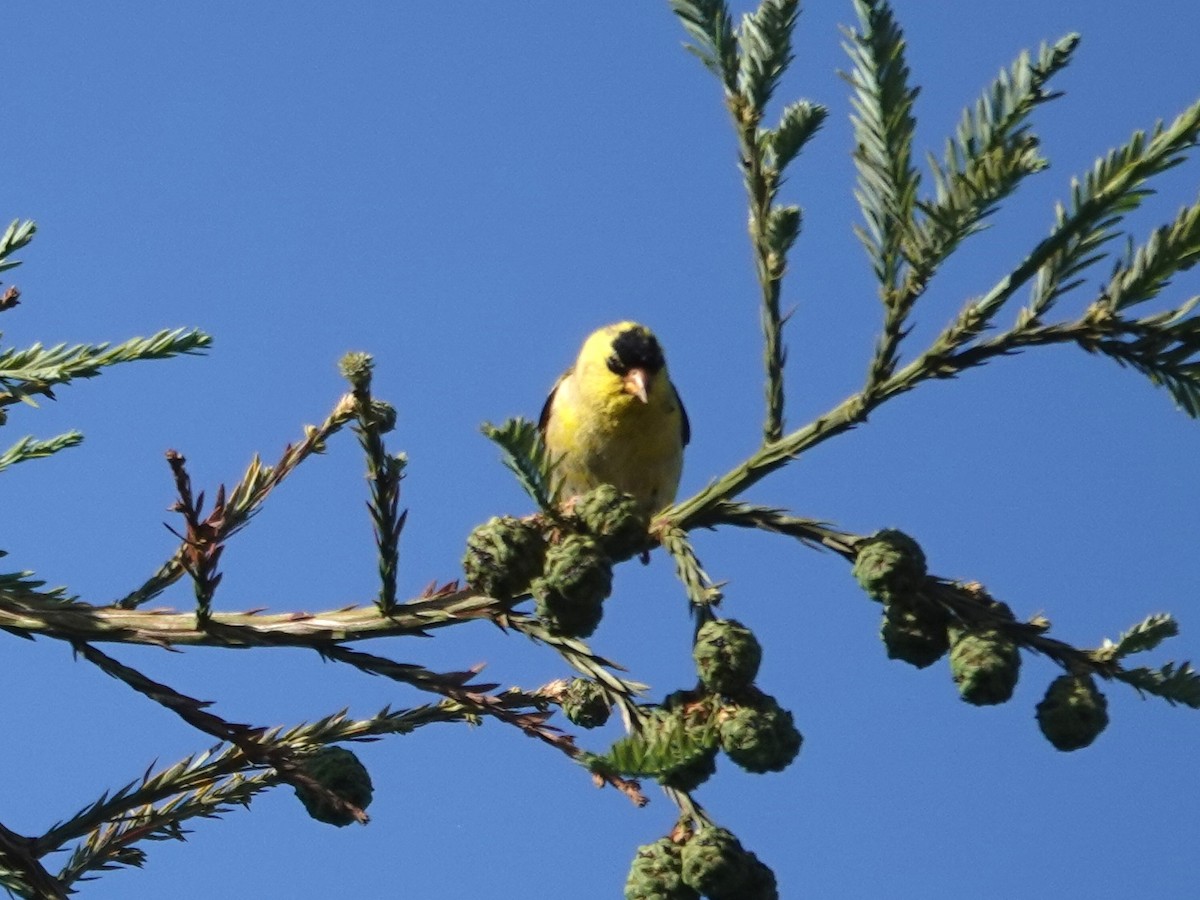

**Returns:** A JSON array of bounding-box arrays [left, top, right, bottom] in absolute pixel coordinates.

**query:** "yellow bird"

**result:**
[[539, 322, 689, 516]]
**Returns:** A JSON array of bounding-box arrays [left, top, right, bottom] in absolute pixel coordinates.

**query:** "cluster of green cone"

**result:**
[[625, 828, 777, 900], [603, 619, 802, 792], [462, 485, 649, 639], [613, 619, 797, 897], [853, 529, 1109, 750]]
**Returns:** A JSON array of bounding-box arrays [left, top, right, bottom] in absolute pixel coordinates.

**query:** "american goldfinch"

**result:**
[[539, 322, 689, 515]]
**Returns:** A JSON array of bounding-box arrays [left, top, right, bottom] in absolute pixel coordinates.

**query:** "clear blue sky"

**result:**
[[4, 3, 1199, 898]]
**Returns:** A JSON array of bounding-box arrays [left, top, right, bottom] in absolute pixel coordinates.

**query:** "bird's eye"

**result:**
[[606, 353, 625, 375]]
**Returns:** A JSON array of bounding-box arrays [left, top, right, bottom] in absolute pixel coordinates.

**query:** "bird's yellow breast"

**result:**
[[543, 357, 684, 514]]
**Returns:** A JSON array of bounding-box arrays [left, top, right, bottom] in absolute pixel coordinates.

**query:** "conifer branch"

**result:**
[[72, 642, 371, 826], [0, 219, 36, 274], [659, 525, 723, 613], [1097, 194, 1200, 313], [116, 393, 359, 608], [844, 0, 920, 395], [0, 329, 212, 409], [56, 766, 278, 889], [340, 353, 407, 614], [1024, 98, 1200, 322], [1094, 613, 1179, 661], [37, 702, 477, 876], [0, 822, 66, 900], [736, 0, 799, 112], [0, 432, 84, 472], [669, 0, 738, 92], [482, 417, 558, 512], [318, 643, 648, 805], [4, 583, 506, 646], [909, 35, 1077, 283], [666, 88, 1200, 522], [1113, 661, 1200, 708], [674, 0, 824, 443]]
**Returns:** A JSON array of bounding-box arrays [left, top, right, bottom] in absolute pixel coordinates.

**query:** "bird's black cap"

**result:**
[[607, 326, 665, 376]]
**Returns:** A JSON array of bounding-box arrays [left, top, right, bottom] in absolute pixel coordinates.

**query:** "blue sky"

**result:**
[[3, 2, 1199, 898]]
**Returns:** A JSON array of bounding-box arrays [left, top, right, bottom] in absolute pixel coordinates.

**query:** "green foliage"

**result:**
[[342, 354, 408, 614], [1031, 100, 1200, 319], [1096, 192, 1200, 313], [913, 35, 1077, 276], [736, 0, 800, 111], [0, 431, 84, 472], [481, 416, 558, 512], [767, 100, 828, 172], [1078, 296, 1200, 416], [844, 0, 919, 293], [1116, 660, 1200, 709], [603, 704, 720, 788], [669, 0, 738, 92], [1097, 612, 1180, 660], [0, 218, 36, 274], [0, 328, 211, 409]]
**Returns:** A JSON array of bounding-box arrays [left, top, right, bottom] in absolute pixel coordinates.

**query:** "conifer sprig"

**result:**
[[671, 0, 826, 442], [736, 0, 800, 112], [0, 432, 83, 472], [1095, 613, 1179, 660], [340, 352, 407, 614], [844, 0, 919, 298], [0, 329, 212, 409], [669, 0, 738, 92], [481, 417, 558, 512], [912, 35, 1078, 281], [1026, 100, 1200, 321], [117, 393, 359, 608]]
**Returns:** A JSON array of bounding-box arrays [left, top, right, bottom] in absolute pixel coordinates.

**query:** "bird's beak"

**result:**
[[623, 368, 649, 403]]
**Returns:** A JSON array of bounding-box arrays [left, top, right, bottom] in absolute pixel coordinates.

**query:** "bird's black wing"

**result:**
[[672, 380, 691, 446], [538, 370, 570, 435]]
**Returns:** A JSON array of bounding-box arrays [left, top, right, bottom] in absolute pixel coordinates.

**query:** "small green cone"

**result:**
[[293, 747, 373, 827], [363, 398, 398, 433], [624, 838, 699, 900], [561, 678, 611, 729], [656, 692, 720, 789], [532, 534, 612, 638], [659, 746, 718, 792], [949, 628, 1021, 705], [680, 828, 759, 898], [573, 484, 651, 561], [337, 351, 374, 388], [735, 852, 780, 900], [881, 600, 950, 668], [852, 529, 927, 604], [462, 516, 546, 601], [533, 576, 605, 638], [718, 694, 803, 774], [1036, 674, 1109, 751], [693, 619, 763, 694]]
